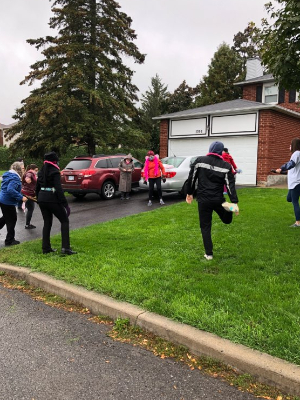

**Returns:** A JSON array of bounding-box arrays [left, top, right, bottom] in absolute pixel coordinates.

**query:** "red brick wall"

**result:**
[[257, 110, 300, 182], [243, 84, 300, 114], [159, 119, 169, 158], [242, 85, 257, 102]]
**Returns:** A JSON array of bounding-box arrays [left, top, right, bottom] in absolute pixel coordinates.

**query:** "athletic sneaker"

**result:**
[[25, 224, 36, 229], [148, 200, 152, 207], [290, 223, 300, 227], [159, 199, 165, 205], [222, 202, 239, 213], [204, 254, 213, 260]]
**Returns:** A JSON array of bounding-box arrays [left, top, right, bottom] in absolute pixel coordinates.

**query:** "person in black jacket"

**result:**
[[36, 152, 76, 255], [186, 141, 239, 260]]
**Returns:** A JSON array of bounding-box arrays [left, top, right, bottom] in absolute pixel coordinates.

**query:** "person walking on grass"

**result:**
[[118, 154, 134, 200], [272, 137, 300, 227], [143, 150, 166, 206], [21, 164, 38, 229], [186, 141, 239, 260], [0, 162, 27, 246], [36, 151, 76, 255]]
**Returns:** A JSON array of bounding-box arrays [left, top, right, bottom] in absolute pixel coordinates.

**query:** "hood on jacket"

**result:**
[[209, 141, 224, 155], [124, 153, 133, 161]]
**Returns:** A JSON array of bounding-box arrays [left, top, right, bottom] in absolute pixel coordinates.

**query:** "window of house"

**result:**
[[263, 84, 278, 103]]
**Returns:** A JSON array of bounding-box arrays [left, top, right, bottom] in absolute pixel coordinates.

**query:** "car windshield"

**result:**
[[64, 159, 92, 170], [161, 157, 185, 168]]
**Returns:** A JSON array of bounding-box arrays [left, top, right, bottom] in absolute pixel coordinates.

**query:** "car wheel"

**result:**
[[72, 193, 87, 199], [101, 181, 116, 200]]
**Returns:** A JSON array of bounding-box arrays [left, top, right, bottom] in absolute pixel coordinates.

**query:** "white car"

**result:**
[[139, 155, 199, 197]]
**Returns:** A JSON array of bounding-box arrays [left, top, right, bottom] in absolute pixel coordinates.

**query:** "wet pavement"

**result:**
[[0, 189, 184, 249]]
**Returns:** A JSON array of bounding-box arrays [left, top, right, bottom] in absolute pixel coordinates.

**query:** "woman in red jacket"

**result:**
[[143, 150, 166, 206]]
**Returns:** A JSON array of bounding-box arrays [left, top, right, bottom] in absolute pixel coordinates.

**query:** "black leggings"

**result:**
[[198, 202, 233, 256], [39, 202, 70, 252], [0, 202, 18, 244], [148, 178, 162, 200], [25, 199, 35, 225]]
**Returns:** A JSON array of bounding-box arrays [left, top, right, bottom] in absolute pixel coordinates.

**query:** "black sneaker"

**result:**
[[43, 248, 57, 254], [5, 240, 20, 246], [61, 248, 77, 255], [25, 224, 36, 229]]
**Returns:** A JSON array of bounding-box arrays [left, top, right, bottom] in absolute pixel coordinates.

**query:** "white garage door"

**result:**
[[168, 136, 258, 185]]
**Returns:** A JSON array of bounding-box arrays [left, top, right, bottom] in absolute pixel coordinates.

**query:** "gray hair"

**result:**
[[10, 161, 24, 178]]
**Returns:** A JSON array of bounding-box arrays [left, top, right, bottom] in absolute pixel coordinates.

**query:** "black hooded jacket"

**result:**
[[36, 163, 68, 206], [186, 154, 238, 204]]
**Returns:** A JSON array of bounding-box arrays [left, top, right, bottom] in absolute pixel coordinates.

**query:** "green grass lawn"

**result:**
[[0, 187, 299, 365]]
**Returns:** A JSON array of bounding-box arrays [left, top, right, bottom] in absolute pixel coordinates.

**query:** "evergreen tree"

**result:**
[[139, 74, 168, 153], [194, 43, 243, 107], [6, 0, 145, 157], [165, 80, 196, 114]]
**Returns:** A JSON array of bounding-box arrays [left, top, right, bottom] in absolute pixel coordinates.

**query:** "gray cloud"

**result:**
[[0, 0, 266, 124]]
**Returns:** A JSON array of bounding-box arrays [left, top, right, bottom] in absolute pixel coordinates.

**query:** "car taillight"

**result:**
[[165, 171, 176, 178], [83, 170, 96, 178]]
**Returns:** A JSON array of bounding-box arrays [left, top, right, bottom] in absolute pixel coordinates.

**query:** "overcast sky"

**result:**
[[0, 0, 267, 125]]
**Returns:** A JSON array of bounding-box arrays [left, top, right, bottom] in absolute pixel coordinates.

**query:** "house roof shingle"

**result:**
[[153, 99, 300, 121]]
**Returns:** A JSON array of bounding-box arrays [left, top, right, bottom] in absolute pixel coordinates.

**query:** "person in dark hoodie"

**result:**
[[36, 151, 76, 255], [0, 162, 27, 245], [186, 141, 239, 260]]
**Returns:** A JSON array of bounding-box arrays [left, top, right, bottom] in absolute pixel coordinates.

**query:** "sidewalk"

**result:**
[[0, 263, 299, 397]]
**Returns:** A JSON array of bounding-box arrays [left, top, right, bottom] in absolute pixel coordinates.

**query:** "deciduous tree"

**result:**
[[260, 0, 300, 90]]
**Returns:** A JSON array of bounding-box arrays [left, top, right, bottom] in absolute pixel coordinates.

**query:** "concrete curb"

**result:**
[[1, 263, 300, 396]]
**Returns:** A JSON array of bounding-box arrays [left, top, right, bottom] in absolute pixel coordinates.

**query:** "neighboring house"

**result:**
[[155, 58, 300, 186], [0, 122, 19, 147]]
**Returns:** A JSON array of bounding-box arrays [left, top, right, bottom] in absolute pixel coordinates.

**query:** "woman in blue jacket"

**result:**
[[0, 162, 27, 245]]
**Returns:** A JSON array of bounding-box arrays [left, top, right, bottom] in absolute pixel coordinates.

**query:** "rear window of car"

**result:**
[[95, 159, 108, 168], [161, 157, 185, 168], [108, 157, 122, 168], [64, 159, 92, 170]]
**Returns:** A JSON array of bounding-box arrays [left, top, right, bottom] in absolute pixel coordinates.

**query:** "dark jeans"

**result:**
[[287, 183, 300, 221], [0, 202, 18, 244], [148, 177, 162, 200], [25, 199, 35, 225], [39, 202, 70, 252], [198, 201, 233, 256]]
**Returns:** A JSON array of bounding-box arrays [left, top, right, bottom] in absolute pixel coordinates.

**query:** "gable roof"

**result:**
[[234, 73, 274, 86], [153, 99, 300, 120]]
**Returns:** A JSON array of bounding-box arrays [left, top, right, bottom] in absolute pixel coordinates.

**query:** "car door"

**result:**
[[132, 159, 142, 185]]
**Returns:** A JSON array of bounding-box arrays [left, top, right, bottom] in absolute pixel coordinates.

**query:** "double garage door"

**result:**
[[168, 135, 258, 185]]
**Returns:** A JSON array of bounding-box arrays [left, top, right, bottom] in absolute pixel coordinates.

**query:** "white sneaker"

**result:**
[[148, 200, 152, 207], [204, 254, 213, 260], [222, 202, 239, 213], [160, 199, 165, 205]]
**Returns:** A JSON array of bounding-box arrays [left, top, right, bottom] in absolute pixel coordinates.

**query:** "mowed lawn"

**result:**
[[0, 187, 299, 365]]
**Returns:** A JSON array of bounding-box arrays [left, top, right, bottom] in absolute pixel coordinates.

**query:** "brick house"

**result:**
[[155, 58, 300, 186]]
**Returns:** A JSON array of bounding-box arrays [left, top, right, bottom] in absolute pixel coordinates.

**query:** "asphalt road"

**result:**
[[0, 189, 183, 249], [0, 283, 258, 400]]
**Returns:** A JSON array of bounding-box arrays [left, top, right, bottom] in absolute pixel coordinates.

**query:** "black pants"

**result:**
[[0, 203, 18, 244], [25, 199, 35, 225], [39, 202, 70, 252], [198, 202, 233, 256], [148, 177, 162, 200]]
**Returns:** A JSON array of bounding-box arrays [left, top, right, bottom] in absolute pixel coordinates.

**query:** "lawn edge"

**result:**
[[1, 262, 299, 397]]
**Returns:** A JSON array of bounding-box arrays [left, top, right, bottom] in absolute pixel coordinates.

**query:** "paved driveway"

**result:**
[[0, 190, 183, 249]]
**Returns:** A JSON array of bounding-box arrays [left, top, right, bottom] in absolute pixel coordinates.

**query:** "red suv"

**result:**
[[61, 154, 143, 200]]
